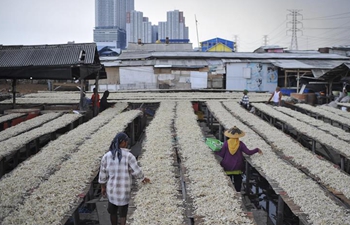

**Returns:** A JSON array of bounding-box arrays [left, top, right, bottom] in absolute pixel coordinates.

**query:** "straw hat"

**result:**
[[224, 126, 246, 139]]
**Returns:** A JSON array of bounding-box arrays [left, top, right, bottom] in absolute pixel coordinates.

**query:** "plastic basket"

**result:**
[[206, 138, 223, 151]]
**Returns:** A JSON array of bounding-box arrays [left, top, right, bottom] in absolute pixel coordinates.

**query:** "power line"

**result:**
[[269, 28, 288, 41], [303, 11, 350, 20], [303, 26, 350, 30], [234, 19, 288, 49], [266, 19, 288, 36], [304, 16, 350, 21], [309, 17, 350, 38]]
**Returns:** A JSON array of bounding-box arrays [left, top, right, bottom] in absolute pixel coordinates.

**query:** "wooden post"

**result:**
[[296, 69, 300, 93], [266, 198, 270, 224], [26, 143, 31, 158], [341, 156, 345, 171], [0, 159, 4, 178], [12, 79, 17, 109], [277, 195, 284, 225], [206, 108, 209, 125], [210, 112, 214, 132], [93, 73, 100, 117], [13, 152, 19, 167], [72, 208, 80, 225], [284, 70, 287, 87], [79, 79, 85, 111], [245, 161, 251, 195], [312, 140, 316, 153], [35, 138, 40, 153], [130, 121, 135, 146]]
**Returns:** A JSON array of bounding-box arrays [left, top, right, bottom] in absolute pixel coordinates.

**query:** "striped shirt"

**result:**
[[241, 95, 249, 105], [99, 149, 144, 206]]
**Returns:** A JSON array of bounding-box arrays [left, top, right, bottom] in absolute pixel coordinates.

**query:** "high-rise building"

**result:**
[[142, 21, 152, 43], [94, 0, 134, 49], [152, 25, 158, 43], [126, 10, 143, 44], [95, 0, 134, 29], [158, 22, 167, 40], [126, 10, 153, 45], [158, 10, 189, 40]]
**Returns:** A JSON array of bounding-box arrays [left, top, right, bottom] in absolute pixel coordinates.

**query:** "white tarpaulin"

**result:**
[[120, 67, 156, 84], [190, 71, 208, 89]]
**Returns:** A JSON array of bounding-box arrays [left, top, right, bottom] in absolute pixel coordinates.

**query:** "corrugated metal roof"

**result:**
[[311, 69, 330, 78], [126, 43, 193, 52], [155, 59, 208, 67], [118, 51, 350, 60], [270, 60, 316, 69], [102, 59, 210, 68], [0, 43, 98, 67], [319, 62, 350, 80], [112, 60, 155, 67], [0, 43, 106, 80], [269, 59, 346, 69]]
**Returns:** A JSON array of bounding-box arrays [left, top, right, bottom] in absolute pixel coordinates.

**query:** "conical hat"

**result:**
[[224, 126, 245, 139]]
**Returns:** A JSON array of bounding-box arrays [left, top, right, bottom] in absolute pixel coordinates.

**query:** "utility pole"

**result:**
[[263, 35, 268, 46], [234, 35, 238, 52], [287, 9, 303, 50]]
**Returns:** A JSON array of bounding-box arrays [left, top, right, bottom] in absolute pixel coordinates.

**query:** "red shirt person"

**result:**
[[91, 87, 100, 108]]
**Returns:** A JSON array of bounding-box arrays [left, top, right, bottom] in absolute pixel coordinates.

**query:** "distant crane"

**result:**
[[195, 15, 200, 51]]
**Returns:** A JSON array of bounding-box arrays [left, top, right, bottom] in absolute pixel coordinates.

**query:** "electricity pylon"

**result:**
[[287, 9, 303, 50]]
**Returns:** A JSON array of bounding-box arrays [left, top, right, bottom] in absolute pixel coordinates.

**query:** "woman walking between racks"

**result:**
[[215, 126, 262, 192], [99, 132, 150, 225]]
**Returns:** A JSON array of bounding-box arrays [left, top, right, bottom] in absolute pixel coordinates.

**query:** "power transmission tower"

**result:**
[[234, 35, 239, 52], [263, 35, 268, 46], [287, 9, 303, 50]]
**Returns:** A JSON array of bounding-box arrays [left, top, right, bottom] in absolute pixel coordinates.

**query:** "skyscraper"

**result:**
[[126, 11, 153, 45], [158, 10, 189, 40], [94, 0, 134, 49]]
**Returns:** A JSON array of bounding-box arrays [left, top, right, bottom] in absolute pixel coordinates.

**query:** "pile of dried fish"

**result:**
[[131, 102, 184, 224], [0, 113, 82, 159], [0, 104, 127, 221], [2, 110, 141, 225], [224, 101, 350, 202], [0, 113, 62, 142], [207, 101, 350, 224], [175, 101, 254, 225]]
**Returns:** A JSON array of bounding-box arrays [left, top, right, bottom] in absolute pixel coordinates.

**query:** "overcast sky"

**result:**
[[0, 0, 350, 52]]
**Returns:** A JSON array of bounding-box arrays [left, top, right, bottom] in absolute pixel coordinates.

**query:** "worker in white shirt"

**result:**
[[267, 86, 282, 106]]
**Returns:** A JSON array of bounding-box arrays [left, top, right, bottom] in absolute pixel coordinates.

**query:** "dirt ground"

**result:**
[[0, 83, 49, 95]]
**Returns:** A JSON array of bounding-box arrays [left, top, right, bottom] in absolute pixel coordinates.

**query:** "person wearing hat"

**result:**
[[99, 132, 150, 225], [240, 89, 250, 110], [215, 126, 262, 192]]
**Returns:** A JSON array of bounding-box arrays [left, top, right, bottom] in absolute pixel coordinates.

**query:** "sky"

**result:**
[[0, 0, 350, 52]]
